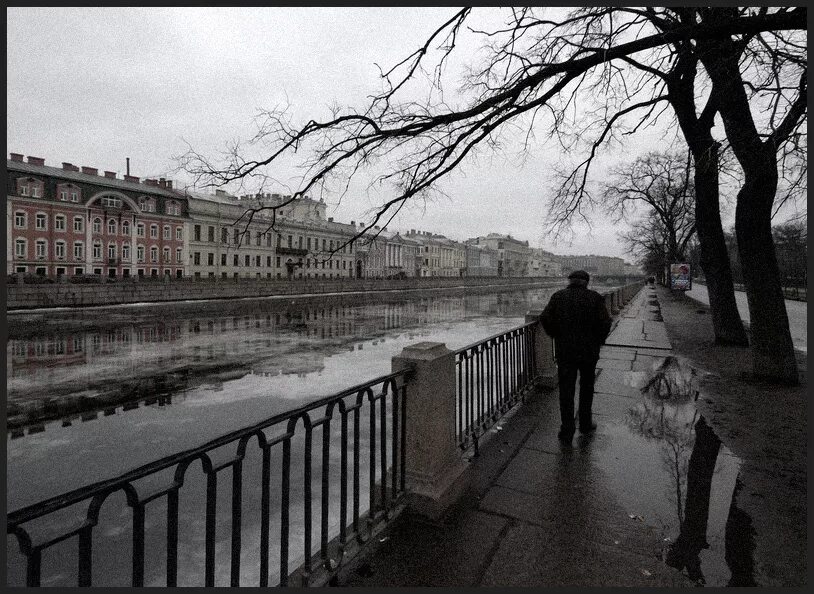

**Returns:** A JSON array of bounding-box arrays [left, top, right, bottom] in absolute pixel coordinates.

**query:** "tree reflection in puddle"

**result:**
[[623, 356, 756, 586]]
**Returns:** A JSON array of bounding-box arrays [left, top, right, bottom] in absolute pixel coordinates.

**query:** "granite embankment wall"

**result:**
[[7, 276, 563, 310]]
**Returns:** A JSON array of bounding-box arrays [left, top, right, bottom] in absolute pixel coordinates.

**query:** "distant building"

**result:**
[[556, 254, 627, 277], [7, 153, 188, 279], [465, 243, 499, 276], [467, 233, 531, 277], [528, 248, 563, 277]]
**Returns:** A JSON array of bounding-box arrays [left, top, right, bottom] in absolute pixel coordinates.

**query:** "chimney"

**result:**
[[328, 217, 334, 222], [27, 156, 45, 166], [215, 189, 226, 197], [350, 220, 355, 226], [81, 166, 98, 175], [145, 179, 158, 186], [10, 153, 24, 162], [124, 174, 140, 183], [159, 177, 167, 188], [126, 157, 130, 176], [166, 180, 173, 189], [104, 171, 116, 179], [62, 162, 75, 170]]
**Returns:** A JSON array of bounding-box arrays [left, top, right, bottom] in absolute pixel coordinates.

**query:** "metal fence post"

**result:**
[[525, 310, 558, 388], [391, 342, 469, 520]]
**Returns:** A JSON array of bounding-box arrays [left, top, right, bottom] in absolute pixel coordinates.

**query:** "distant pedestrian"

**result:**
[[541, 270, 612, 442]]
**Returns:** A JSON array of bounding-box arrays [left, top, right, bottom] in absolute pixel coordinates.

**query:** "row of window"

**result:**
[[191, 224, 354, 254], [15, 178, 182, 215], [14, 238, 183, 264], [14, 266, 184, 279], [13, 212, 183, 240], [188, 251, 354, 271]]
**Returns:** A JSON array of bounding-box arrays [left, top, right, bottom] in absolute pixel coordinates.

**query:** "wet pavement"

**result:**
[[339, 286, 755, 587]]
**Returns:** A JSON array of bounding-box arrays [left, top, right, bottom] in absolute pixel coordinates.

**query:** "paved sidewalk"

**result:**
[[338, 286, 705, 587]]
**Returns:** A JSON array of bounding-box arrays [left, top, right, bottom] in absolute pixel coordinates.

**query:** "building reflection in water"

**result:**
[[625, 356, 756, 586], [7, 287, 554, 433]]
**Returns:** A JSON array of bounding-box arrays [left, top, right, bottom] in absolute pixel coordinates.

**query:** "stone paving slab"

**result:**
[[481, 523, 691, 587], [596, 357, 633, 371], [340, 509, 509, 587]]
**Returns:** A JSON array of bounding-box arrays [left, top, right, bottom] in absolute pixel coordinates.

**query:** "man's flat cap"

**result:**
[[568, 270, 590, 282]]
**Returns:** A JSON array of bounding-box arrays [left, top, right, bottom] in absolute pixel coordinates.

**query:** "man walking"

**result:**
[[541, 270, 612, 443]]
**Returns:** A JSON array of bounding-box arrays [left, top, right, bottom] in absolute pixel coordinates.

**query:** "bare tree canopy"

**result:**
[[180, 7, 805, 241]]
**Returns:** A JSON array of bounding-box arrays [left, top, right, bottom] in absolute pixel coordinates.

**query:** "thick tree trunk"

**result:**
[[666, 49, 748, 346], [698, 32, 800, 384], [692, 143, 750, 345], [735, 166, 798, 383]]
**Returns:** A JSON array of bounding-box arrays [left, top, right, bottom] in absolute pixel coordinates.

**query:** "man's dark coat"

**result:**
[[541, 284, 612, 362]]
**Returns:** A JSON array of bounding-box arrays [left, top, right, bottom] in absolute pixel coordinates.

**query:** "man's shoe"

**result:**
[[579, 422, 598, 434], [557, 429, 574, 442]]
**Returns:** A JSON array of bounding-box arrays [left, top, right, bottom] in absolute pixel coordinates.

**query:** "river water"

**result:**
[[7, 283, 594, 586]]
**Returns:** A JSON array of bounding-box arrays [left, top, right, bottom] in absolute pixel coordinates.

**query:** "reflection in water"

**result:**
[[7, 288, 554, 432], [621, 356, 755, 586]]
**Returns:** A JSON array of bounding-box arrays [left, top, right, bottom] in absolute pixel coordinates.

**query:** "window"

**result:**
[[108, 219, 117, 235], [32, 184, 41, 198], [194, 225, 201, 241], [234, 254, 239, 266], [287, 235, 292, 248], [55, 241, 66, 259], [150, 224, 158, 239], [164, 225, 171, 240], [71, 191, 79, 203], [108, 244, 117, 260], [244, 255, 250, 267], [35, 213, 47, 230], [276, 257, 281, 268], [194, 252, 201, 265], [73, 242, 83, 260], [255, 255, 261, 267], [14, 211, 26, 228], [122, 221, 130, 236], [60, 190, 68, 201], [246, 230, 251, 244], [176, 248, 183, 263], [221, 254, 227, 266], [93, 218, 102, 233], [208, 253, 214, 266], [307, 237, 312, 250], [139, 199, 148, 212], [176, 227, 183, 240], [256, 234, 261, 247], [136, 223, 145, 237], [163, 247, 170, 263], [208, 226, 215, 242], [150, 247, 158, 263], [221, 228, 228, 243], [20, 183, 28, 196], [15, 239, 27, 258], [122, 244, 130, 261], [267, 234, 272, 247], [35, 239, 47, 259], [137, 246, 145, 262], [102, 196, 121, 208], [267, 256, 271, 267], [234, 229, 239, 245], [93, 241, 102, 260]]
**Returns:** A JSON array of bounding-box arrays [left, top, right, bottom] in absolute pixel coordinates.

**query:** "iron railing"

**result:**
[[454, 322, 538, 455], [7, 369, 410, 587]]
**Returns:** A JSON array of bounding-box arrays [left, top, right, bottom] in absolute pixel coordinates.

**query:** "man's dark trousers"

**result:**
[[557, 358, 597, 436]]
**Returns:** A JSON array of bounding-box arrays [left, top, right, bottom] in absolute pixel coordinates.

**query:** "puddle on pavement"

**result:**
[[592, 356, 754, 587]]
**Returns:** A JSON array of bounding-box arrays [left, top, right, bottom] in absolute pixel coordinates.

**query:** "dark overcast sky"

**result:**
[[7, 7, 761, 260]]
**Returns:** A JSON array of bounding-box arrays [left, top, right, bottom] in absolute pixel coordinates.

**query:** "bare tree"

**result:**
[[180, 7, 806, 381], [604, 151, 697, 269]]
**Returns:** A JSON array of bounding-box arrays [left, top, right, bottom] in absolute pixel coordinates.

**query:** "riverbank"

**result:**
[[6, 275, 583, 310]]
